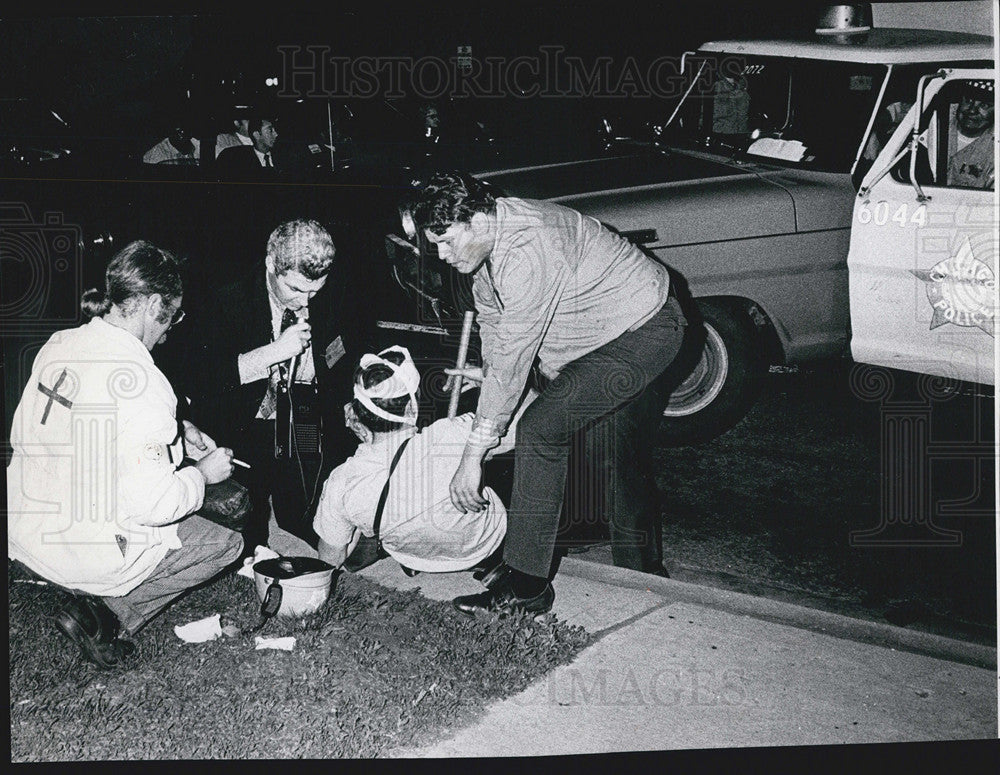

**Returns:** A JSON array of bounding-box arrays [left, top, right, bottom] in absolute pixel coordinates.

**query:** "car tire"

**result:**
[[659, 301, 765, 446]]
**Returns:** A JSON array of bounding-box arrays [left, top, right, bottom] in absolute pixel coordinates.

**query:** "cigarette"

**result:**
[[233, 458, 251, 469]]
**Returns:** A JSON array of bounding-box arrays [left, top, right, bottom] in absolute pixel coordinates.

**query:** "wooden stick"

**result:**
[[448, 311, 475, 419]]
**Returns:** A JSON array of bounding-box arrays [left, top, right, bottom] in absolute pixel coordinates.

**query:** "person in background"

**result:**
[[215, 117, 279, 178], [215, 116, 252, 158], [947, 79, 994, 189], [7, 241, 242, 669], [143, 125, 201, 165]]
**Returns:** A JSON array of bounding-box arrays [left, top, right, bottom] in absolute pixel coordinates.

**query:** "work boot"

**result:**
[[52, 595, 136, 670]]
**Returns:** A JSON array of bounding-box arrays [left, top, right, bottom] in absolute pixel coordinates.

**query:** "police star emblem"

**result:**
[[911, 237, 997, 337]]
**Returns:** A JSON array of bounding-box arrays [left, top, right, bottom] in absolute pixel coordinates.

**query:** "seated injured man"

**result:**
[[313, 345, 531, 578]]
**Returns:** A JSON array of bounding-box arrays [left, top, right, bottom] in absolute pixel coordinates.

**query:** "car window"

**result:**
[[891, 77, 995, 191], [667, 55, 886, 173]]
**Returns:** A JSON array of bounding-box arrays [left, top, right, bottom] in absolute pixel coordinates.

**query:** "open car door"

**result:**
[[848, 68, 996, 385]]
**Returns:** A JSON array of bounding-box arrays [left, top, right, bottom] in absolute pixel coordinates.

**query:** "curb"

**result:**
[[556, 556, 998, 670]]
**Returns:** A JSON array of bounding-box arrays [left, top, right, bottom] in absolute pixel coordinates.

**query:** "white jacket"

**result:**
[[7, 318, 205, 596]]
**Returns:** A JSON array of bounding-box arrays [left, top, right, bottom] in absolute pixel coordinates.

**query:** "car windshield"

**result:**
[[662, 54, 887, 173]]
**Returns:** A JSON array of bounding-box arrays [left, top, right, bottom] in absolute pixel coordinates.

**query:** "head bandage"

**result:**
[[353, 345, 420, 426]]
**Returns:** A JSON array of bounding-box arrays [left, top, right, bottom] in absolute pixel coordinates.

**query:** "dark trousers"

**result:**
[[504, 297, 687, 578], [233, 419, 323, 551]]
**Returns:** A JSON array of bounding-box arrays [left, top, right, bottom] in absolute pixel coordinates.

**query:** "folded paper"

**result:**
[[255, 636, 296, 651], [174, 614, 223, 643], [237, 545, 281, 579]]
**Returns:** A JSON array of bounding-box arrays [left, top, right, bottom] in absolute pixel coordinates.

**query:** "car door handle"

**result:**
[[620, 228, 658, 244]]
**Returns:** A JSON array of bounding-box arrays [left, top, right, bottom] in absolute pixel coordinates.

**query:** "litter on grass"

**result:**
[[237, 545, 281, 579], [174, 613, 223, 643], [255, 636, 296, 651]]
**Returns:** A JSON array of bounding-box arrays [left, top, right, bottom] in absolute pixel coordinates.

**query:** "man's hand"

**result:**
[[317, 537, 349, 570], [344, 402, 373, 444], [269, 320, 311, 363], [450, 454, 488, 513], [182, 420, 217, 461], [194, 446, 235, 484], [444, 365, 484, 392]]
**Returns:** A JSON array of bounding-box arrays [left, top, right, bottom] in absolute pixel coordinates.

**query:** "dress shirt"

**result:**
[[313, 414, 510, 572], [467, 197, 671, 451]]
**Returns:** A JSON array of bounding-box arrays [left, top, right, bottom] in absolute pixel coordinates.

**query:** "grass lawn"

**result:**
[[9, 563, 590, 760]]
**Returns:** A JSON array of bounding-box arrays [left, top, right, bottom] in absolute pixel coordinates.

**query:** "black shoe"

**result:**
[[475, 561, 511, 590], [52, 596, 136, 670], [453, 571, 554, 617], [400, 564, 421, 577]]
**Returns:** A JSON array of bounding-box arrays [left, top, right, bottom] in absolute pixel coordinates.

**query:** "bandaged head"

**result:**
[[353, 345, 420, 427]]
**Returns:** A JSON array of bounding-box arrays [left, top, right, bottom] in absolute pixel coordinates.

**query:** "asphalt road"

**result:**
[[572, 360, 996, 647]]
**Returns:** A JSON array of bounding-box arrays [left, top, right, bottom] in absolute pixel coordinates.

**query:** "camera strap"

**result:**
[[372, 435, 413, 550]]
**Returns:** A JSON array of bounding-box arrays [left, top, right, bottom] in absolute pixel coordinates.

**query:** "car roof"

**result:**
[[699, 28, 994, 64]]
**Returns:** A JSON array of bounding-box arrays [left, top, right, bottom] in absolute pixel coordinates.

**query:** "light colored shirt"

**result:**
[[948, 130, 995, 189], [468, 197, 671, 450], [215, 131, 252, 158], [7, 318, 205, 596], [142, 137, 201, 165], [313, 414, 510, 572]]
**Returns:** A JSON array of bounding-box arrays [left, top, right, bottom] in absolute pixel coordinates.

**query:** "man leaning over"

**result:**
[[410, 171, 689, 616]]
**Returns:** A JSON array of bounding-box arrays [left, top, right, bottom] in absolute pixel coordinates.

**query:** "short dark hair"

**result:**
[[410, 171, 497, 235], [80, 240, 182, 319], [351, 350, 411, 433], [248, 117, 275, 137]]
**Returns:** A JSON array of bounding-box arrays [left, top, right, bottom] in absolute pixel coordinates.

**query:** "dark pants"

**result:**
[[504, 297, 687, 578], [234, 419, 323, 551]]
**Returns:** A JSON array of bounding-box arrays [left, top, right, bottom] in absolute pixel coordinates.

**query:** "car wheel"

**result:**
[[659, 301, 765, 446]]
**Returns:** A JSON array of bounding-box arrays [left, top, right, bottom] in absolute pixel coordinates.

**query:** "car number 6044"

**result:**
[[856, 202, 928, 227]]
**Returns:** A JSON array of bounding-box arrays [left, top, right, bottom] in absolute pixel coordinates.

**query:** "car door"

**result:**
[[847, 68, 996, 386]]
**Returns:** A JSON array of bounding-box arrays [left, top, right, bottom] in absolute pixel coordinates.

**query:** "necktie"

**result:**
[[278, 308, 298, 380], [274, 307, 297, 458], [264, 152, 273, 168]]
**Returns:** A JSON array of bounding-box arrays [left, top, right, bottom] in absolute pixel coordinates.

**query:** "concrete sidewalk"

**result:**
[[267, 523, 998, 753]]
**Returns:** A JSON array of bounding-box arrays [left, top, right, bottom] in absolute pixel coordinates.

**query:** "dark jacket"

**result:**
[[215, 145, 275, 180], [185, 261, 370, 465]]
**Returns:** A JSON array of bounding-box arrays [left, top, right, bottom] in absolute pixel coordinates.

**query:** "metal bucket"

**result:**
[[252, 556, 335, 618]]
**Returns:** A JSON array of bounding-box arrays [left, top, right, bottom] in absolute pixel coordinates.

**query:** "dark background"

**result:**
[[2, 2, 995, 641]]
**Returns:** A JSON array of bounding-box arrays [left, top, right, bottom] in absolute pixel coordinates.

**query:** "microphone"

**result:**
[[286, 309, 307, 384]]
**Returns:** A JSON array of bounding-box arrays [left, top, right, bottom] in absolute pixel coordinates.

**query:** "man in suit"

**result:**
[[185, 219, 364, 551], [216, 117, 279, 180]]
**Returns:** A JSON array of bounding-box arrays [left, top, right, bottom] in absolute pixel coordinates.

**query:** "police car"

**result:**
[[468, 3, 995, 444]]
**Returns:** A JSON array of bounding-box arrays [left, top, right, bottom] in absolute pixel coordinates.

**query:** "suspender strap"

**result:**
[[372, 435, 413, 547]]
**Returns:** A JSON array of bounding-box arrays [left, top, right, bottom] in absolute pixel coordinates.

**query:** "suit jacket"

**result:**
[[215, 144, 276, 180], [185, 261, 370, 466]]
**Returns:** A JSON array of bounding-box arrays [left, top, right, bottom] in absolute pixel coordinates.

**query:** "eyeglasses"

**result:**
[[169, 307, 185, 327]]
